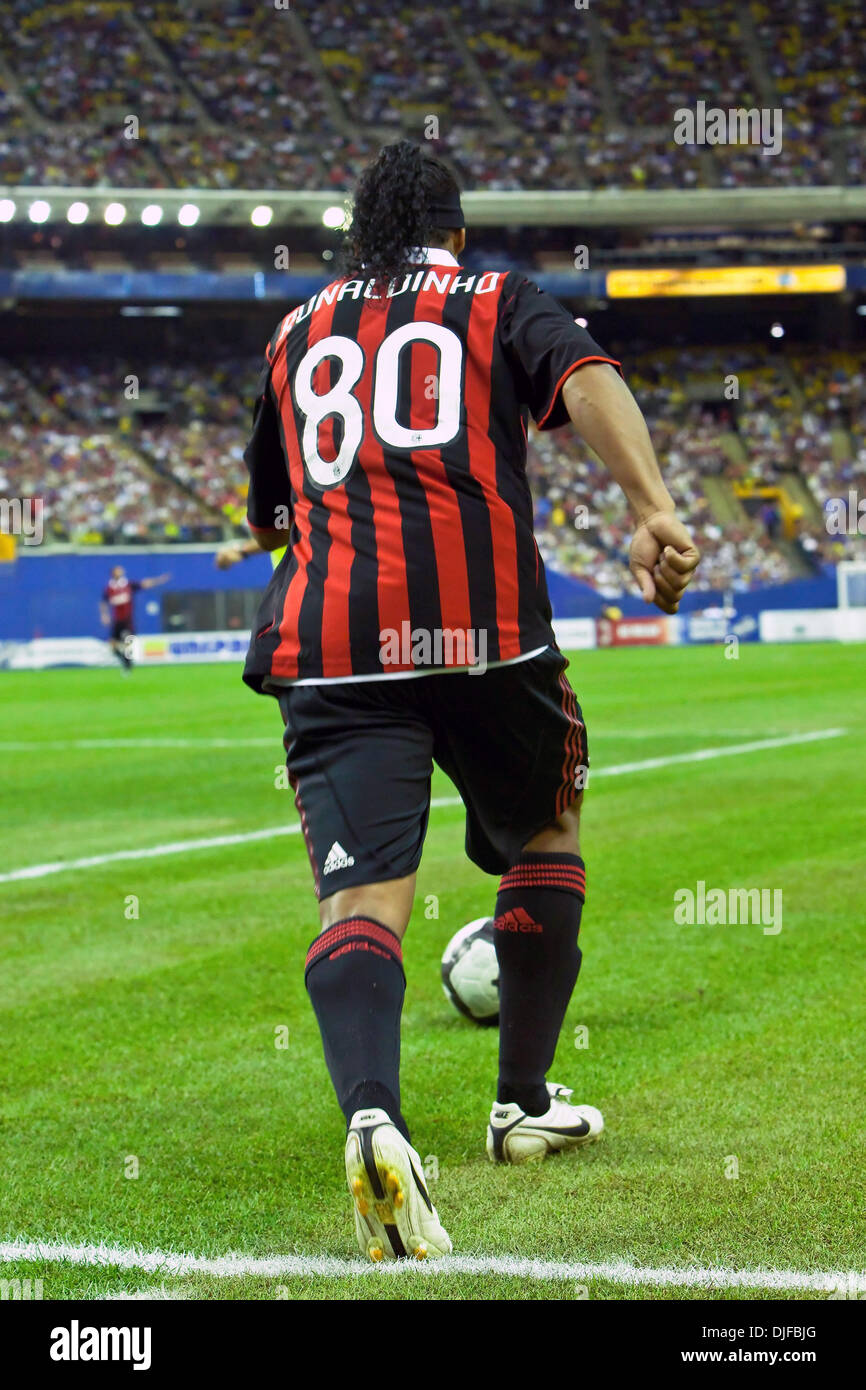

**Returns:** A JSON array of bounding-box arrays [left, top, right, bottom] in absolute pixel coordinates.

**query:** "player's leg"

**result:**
[[279, 682, 450, 1258], [306, 872, 415, 1139], [108, 620, 124, 666], [426, 648, 602, 1162], [109, 621, 132, 670], [318, 872, 416, 937], [493, 793, 585, 1118]]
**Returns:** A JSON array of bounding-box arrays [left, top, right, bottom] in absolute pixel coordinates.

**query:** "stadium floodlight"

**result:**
[[28, 200, 51, 223], [104, 202, 126, 225], [67, 201, 89, 224], [322, 205, 347, 230], [856, 305, 866, 317], [770, 322, 785, 338], [0, 199, 15, 222], [251, 205, 273, 227], [141, 204, 163, 226], [178, 203, 200, 227]]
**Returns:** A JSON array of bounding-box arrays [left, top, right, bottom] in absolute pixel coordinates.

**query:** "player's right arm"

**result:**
[[499, 274, 699, 614], [561, 365, 700, 614]]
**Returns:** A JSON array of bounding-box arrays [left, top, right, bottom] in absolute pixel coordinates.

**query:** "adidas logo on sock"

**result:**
[[493, 907, 543, 933], [322, 840, 355, 874]]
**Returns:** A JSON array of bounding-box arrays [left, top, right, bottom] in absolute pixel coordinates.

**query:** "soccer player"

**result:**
[[100, 566, 170, 670], [242, 141, 700, 1261]]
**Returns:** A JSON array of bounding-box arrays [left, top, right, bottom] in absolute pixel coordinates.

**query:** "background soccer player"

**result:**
[[100, 565, 170, 670], [242, 141, 700, 1262]]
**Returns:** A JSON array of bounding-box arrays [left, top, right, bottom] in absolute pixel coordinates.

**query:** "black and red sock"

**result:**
[[304, 917, 411, 1142], [493, 852, 586, 1116]]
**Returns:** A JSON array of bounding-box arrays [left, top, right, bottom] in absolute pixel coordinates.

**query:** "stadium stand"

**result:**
[[4, 345, 863, 584], [1, 0, 863, 191], [2, 0, 864, 592]]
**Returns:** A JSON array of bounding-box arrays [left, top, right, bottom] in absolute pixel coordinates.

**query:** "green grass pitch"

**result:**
[[1, 643, 864, 1301]]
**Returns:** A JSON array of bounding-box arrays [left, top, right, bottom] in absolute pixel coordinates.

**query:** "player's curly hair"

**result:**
[[342, 140, 462, 286]]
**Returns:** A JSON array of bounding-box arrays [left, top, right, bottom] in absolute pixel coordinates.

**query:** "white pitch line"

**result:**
[[0, 729, 846, 886], [102, 1287, 192, 1301], [596, 726, 846, 777], [0, 797, 458, 884], [0, 730, 792, 751], [0, 1238, 861, 1293]]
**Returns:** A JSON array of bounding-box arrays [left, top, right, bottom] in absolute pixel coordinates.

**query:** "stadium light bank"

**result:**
[[4, 187, 866, 229]]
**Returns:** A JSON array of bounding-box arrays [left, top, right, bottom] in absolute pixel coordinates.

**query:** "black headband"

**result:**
[[426, 195, 465, 229]]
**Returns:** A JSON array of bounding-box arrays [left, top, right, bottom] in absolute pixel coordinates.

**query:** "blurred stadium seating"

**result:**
[[2, 0, 864, 192], [1, 0, 865, 601], [2, 346, 862, 586]]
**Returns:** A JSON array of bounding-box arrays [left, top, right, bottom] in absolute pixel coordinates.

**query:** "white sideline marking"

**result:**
[[0, 1238, 861, 1292], [0, 797, 457, 884], [0, 729, 846, 886], [0, 729, 790, 751], [596, 726, 845, 778], [102, 1286, 192, 1301]]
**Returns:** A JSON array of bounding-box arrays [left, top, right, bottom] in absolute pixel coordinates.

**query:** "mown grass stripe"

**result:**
[[0, 730, 845, 885]]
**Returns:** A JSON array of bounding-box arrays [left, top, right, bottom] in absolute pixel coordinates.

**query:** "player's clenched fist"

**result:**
[[629, 511, 700, 615]]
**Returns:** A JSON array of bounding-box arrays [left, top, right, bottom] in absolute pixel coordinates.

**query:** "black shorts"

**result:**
[[278, 645, 588, 897], [110, 619, 132, 643]]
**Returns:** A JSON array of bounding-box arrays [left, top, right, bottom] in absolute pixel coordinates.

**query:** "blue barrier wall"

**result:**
[[545, 565, 838, 618], [0, 548, 838, 641], [0, 549, 275, 641]]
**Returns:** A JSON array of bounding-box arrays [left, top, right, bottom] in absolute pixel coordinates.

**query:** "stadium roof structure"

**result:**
[[4, 186, 866, 229]]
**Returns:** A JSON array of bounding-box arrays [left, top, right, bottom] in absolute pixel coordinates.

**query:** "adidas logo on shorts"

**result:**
[[322, 840, 355, 875]]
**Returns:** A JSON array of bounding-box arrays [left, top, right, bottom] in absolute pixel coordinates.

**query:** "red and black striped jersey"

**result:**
[[103, 577, 141, 624], [242, 251, 622, 692]]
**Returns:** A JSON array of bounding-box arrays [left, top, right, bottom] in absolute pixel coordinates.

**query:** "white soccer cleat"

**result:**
[[345, 1108, 452, 1262], [486, 1082, 604, 1165]]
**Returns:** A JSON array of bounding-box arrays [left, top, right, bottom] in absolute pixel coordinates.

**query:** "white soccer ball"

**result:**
[[441, 917, 499, 1025]]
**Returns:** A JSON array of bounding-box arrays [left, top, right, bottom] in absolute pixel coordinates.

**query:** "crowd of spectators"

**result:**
[[0, 356, 248, 543], [1, 0, 863, 191], [749, 0, 866, 130], [0, 357, 217, 543], [31, 356, 254, 523], [786, 353, 866, 558], [305, 2, 492, 132], [528, 393, 797, 595], [2, 343, 864, 579], [455, 1, 604, 136], [600, 0, 755, 129], [144, 2, 336, 136], [0, 1, 195, 124]]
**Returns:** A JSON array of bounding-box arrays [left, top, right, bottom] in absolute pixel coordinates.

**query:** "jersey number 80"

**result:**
[[294, 324, 464, 488]]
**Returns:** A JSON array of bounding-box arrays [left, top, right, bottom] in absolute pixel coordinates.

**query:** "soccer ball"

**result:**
[[441, 918, 499, 1026]]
